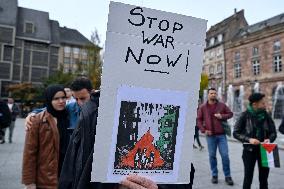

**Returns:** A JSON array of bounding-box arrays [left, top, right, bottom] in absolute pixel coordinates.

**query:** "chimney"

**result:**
[[234, 8, 237, 14]]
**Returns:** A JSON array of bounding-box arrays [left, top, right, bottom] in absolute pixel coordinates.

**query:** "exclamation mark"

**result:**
[[186, 49, 190, 72]]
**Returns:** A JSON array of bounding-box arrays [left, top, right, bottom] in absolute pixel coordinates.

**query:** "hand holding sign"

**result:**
[[120, 175, 158, 189]]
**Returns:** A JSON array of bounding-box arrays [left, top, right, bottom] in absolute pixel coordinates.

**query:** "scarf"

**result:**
[[247, 104, 266, 121], [247, 104, 268, 140], [45, 84, 69, 174]]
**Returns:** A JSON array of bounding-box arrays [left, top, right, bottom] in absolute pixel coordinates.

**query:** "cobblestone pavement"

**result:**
[[1, 118, 283, 189]]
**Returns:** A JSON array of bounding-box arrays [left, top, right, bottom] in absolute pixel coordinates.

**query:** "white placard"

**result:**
[[92, 1, 207, 184]]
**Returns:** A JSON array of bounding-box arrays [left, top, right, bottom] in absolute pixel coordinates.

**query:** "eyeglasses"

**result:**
[[52, 96, 67, 101]]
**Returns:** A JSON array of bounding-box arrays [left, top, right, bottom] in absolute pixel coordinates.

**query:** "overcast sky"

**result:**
[[18, 0, 284, 46]]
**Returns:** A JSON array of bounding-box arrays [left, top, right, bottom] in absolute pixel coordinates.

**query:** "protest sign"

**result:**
[[92, 1, 207, 183]]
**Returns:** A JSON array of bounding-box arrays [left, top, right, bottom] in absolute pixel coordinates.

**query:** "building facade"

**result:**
[[225, 13, 284, 118], [203, 10, 248, 100], [0, 0, 94, 97]]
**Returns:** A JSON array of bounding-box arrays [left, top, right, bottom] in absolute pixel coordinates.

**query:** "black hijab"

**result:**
[[45, 84, 67, 118], [45, 84, 69, 174]]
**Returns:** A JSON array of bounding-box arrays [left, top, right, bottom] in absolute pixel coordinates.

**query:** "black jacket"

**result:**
[[279, 117, 284, 134], [10, 103, 20, 121], [59, 93, 194, 189], [233, 110, 277, 146], [0, 100, 11, 129]]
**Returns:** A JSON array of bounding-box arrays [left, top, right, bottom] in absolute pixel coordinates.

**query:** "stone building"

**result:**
[[225, 13, 284, 118], [203, 9, 248, 100], [0, 0, 95, 97]]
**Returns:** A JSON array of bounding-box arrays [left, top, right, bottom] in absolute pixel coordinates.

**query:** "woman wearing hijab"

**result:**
[[22, 84, 70, 189]]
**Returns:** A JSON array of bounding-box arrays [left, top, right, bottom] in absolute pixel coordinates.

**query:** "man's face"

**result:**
[[254, 98, 266, 110], [8, 98, 13, 104], [72, 88, 91, 107], [64, 88, 72, 98], [208, 90, 217, 101]]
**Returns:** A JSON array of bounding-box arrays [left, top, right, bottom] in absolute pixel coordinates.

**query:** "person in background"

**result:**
[[197, 88, 234, 185], [64, 87, 76, 105], [22, 85, 70, 189], [0, 98, 11, 144], [3, 97, 20, 143], [278, 116, 284, 134], [233, 93, 277, 189], [193, 99, 204, 150]]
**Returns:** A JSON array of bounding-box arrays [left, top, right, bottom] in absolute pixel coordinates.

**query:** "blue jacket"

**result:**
[[32, 102, 81, 129], [66, 102, 81, 129]]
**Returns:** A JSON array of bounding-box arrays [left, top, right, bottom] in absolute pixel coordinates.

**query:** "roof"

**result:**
[[0, 0, 17, 26], [16, 7, 51, 42], [59, 27, 92, 47], [50, 20, 60, 45], [234, 12, 284, 39], [205, 10, 248, 49]]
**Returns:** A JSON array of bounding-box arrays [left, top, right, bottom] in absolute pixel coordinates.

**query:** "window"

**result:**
[[0, 26, 14, 44], [64, 46, 71, 57], [25, 22, 34, 34], [82, 49, 88, 57], [217, 48, 222, 57], [218, 34, 223, 42], [217, 64, 222, 73], [209, 65, 214, 75], [81, 60, 87, 64], [252, 60, 260, 75], [64, 46, 71, 53], [274, 55, 282, 72], [210, 38, 215, 46], [274, 40, 281, 52], [32, 51, 48, 66], [252, 47, 259, 56], [73, 48, 80, 58], [64, 57, 70, 64], [234, 52, 240, 61], [3, 45, 13, 61], [234, 63, 241, 78], [209, 51, 215, 60]]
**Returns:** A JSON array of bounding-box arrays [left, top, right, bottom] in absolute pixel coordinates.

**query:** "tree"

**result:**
[[43, 65, 75, 88], [7, 83, 39, 101], [91, 29, 101, 47], [199, 73, 209, 99], [84, 28, 103, 89]]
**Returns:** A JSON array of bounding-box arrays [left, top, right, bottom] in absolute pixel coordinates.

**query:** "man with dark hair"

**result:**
[[70, 77, 93, 107], [197, 88, 234, 185], [233, 92, 277, 189], [3, 97, 20, 143]]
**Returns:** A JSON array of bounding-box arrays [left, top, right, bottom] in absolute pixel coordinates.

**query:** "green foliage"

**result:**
[[84, 29, 103, 90], [43, 66, 75, 88], [7, 83, 39, 102], [199, 73, 209, 98]]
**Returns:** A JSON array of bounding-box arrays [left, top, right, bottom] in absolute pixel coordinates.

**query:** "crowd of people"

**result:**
[[197, 87, 283, 189], [1, 78, 284, 189]]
